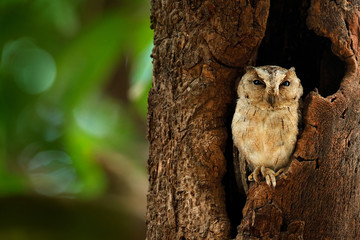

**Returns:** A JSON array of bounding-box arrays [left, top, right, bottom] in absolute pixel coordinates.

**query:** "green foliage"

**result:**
[[0, 0, 152, 201]]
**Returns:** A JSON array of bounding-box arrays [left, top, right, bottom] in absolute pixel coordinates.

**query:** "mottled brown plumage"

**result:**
[[232, 66, 303, 188]]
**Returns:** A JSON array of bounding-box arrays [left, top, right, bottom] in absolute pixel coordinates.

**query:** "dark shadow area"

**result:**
[[256, 0, 345, 97], [224, 99, 246, 238]]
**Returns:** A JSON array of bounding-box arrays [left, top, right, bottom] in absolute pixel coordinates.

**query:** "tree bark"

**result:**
[[147, 0, 360, 239]]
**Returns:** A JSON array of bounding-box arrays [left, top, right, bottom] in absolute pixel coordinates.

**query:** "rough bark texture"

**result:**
[[147, 0, 360, 239]]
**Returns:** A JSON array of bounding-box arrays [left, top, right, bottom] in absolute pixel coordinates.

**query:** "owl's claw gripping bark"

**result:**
[[248, 166, 261, 182], [248, 166, 284, 188], [261, 166, 277, 187], [274, 168, 284, 177]]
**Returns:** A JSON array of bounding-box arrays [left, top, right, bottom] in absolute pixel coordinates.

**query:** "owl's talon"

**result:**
[[248, 167, 285, 187], [270, 173, 276, 187], [261, 166, 277, 187], [265, 174, 271, 187], [274, 168, 284, 177], [248, 166, 261, 182]]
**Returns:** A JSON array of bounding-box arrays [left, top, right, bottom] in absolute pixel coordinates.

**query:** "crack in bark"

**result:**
[[344, 18, 358, 62]]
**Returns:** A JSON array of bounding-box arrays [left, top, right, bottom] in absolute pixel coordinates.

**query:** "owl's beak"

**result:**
[[267, 94, 275, 107]]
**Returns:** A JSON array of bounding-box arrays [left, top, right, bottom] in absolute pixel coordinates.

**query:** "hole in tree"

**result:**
[[256, 0, 345, 97]]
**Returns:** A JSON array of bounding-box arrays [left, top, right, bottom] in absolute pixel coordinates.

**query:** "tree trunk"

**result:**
[[147, 0, 360, 239]]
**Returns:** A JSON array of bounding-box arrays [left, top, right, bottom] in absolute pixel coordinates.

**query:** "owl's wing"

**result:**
[[233, 146, 249, 194]]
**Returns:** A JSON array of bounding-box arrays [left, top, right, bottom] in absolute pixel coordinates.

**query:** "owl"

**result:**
[[232, 65, 303, 190]]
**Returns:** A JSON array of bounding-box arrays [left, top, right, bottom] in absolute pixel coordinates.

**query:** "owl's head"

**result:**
[[237, 65, 303, 109]]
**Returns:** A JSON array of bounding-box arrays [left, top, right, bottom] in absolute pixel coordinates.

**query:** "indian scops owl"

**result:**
[[232, 66, 303, 190]]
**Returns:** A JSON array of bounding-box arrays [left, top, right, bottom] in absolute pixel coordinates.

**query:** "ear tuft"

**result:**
[[245, 66, 255, 72]]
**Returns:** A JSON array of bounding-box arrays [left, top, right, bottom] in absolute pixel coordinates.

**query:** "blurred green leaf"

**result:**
[[48, 11, 128, 111], [129, 43, 153, 119], [1, 38, 57, 94], [63, 122, 107, 198]]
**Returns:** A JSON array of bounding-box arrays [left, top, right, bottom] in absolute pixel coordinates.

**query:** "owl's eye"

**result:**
[[253, 80, 264, 85], [281, 81, 290, 87]]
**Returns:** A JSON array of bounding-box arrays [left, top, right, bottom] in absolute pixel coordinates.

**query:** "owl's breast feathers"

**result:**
[[232, 100, 300, 171]]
